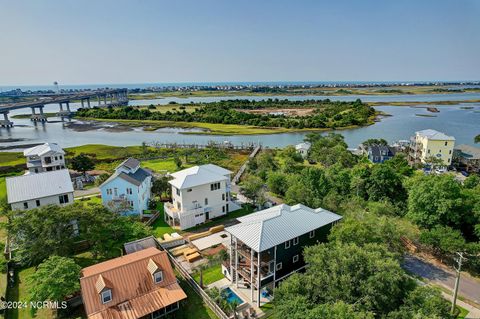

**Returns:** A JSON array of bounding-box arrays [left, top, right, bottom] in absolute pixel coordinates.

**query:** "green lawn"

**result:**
[[65, 144, 146, 160], [175, 278, 218, 319], [151, 204, 175, 239], [187, 205, 254, 232], [0, 176, 6, 200], [0, 153, 24, 168], [75, 196, 102, 206], [142, 158, 192, 173], [193, 264, 224, 286], [456, 305, 469, 319]]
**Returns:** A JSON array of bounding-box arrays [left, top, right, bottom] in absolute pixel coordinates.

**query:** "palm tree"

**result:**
[[228, 299, 240, 319]]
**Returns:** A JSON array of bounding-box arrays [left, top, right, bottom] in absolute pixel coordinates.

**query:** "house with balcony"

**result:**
[[6, 169, 74, 211], [80, 247, 187, 319], [100, 158, 152, 216], [408, 129, 455, 168], [223, 204, 342, 307], [23, 142, 66, 174], [164, 164, 240, 230], [453, 144, 480, 173]]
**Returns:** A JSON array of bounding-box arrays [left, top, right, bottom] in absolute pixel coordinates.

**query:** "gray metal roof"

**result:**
[[23, 143, 65, 156], [117, 158, 140, 171], [226, 204, 342, 252], [455, 144, 480, 160], [101, 167, 152, 187], [6, 169, 74, 204], [416, 129, 455, 141]]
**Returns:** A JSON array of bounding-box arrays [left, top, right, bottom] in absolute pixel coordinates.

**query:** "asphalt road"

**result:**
[[402, 254, 480, 304]]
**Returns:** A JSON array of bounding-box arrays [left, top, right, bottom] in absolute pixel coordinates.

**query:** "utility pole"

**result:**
[[451, 252, 466, 315]]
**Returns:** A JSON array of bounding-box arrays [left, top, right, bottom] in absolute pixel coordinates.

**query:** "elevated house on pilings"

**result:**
[[223, 203, 342, 307]]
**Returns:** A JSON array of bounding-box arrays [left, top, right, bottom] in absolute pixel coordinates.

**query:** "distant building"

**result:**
[[408, 129, 455, 167], [366, 145, 396, 163], [23, 143, 66, 174], [99, 158, 152, 216], [80, 247, 187, 319], [295, 142, 311, 158], [224, 204, 342, 307], [453, 144, 480, 173], [6, 169, 74, 211], [164, 164, 241, 230]]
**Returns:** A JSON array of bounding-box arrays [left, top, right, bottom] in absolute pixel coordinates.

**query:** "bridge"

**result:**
[[0, 88, 128, 127]]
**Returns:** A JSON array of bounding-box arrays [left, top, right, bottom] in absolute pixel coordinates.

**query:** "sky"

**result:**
[[0, 0, 479, 85]]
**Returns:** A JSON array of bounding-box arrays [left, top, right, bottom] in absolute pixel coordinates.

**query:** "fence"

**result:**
[[165, 249, 231, 319], [147, 141, 259, 151]]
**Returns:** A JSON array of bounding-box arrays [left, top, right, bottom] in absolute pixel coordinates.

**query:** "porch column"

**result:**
[[87, 98, 91, 108], [230, 236, 234, 283], [81, 99, 85, 108], [59, 103, 64, 111], [251, 249, 254, 303], [235, 238, 239, 288], [257, 251, 261, 307]]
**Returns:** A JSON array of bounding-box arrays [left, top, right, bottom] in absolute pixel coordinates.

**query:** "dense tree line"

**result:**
[[76, 98, 375, 129]]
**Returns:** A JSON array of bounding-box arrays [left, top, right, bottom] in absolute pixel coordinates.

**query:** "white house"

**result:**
[[23, 143, 66, 174], [6, 169, 74, 211], [164, 164, 241, 230], [100, 158, 152, 216], [295, 142, 311, 158]]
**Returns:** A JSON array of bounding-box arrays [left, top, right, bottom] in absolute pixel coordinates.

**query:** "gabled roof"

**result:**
[[6, 169, 73, 204], [80, 247, 186, 319], [368, 145, 396, 157], [226, 204, 342, 252], [169, 164, 231, 189], [23, 143, 65, 157], [455, 144, 480, 160], [101, 167, 151, 188], [117, 158, 140, 171], [416, 129, 455, 141]]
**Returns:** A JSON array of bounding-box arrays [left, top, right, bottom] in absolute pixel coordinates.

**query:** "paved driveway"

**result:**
[[402, 254, 480, 304]]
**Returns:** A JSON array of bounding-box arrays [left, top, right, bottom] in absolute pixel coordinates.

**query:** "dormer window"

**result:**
[[101, 289, 112, 304], [154, 271, 163, 284]]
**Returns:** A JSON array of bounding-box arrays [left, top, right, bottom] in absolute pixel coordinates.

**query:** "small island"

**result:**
[[75, 98, 377, 135]]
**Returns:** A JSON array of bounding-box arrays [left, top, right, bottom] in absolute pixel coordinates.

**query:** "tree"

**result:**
[[362, 138, 388, 147], [475, 134, 480, 143], [280, 145, 304, 163], [95, 173, 110, 186], [406, 175, 467, 229], [419, 226, 466, 257], [275, 243, 410, 316], [464, 174, 480, 189], [285, 167, 330, 207], [28, 256, 81, 315], [239, 175, 266, 207], [365, 164, 406, 203], [151, 176, 170, 199], [306, 133, 356, 168], [384, 153, 414, 176], [266, 172, 289, 196], [173, 156, 182, 170], [424, 155, 445, 170], [70, 153, 95, 176]]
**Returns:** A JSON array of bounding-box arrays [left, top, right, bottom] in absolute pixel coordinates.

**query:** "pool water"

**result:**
[[223, 287, 243, 304]]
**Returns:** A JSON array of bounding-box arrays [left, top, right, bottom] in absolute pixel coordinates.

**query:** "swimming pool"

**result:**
[[223, 287, 244, 305]]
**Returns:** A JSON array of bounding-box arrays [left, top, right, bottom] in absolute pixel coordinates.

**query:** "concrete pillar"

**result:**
[[81, 99, 85, 108], [39, 107, 44, 115], [97, 96, 101, 106], [66, 102, 71, 112], [31, 107, 36, 115], [3, 113, 8, 121], [104, 95, 107, 105], [109, 93, 113, 104], [87, 98, 91, 108], [59, 103, 64, 111]]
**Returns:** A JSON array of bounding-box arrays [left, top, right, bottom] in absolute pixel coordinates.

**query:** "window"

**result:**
[[445, 141, 448, 146], [449, 150, 452, 154], [293, 237, 299, 245], [293, 255, 299, 263], [101, 289, 112, 304], [36, 199, 40, 207], [23, 202, 28, 209], [222, 206, 225, 213], [285, 240, 291, 249], [309, 230, 315, 238], [210, 182, 221, 191], [59, 155, 63, 160], [154, 271, 163, 284], [222, 193, 225, 200], [187, 188, 192, 192], [428, 149, 431, 154], [59, 194, 69, 204], [276, 262, 282, 271], [55, 156, 58, 160], [205, 198, 208, 205], [106, 189, 112, 195], [175, 188, 180, 196]]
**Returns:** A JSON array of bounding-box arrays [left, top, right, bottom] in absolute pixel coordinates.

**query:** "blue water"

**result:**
[[223, 287, 243, 304]]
